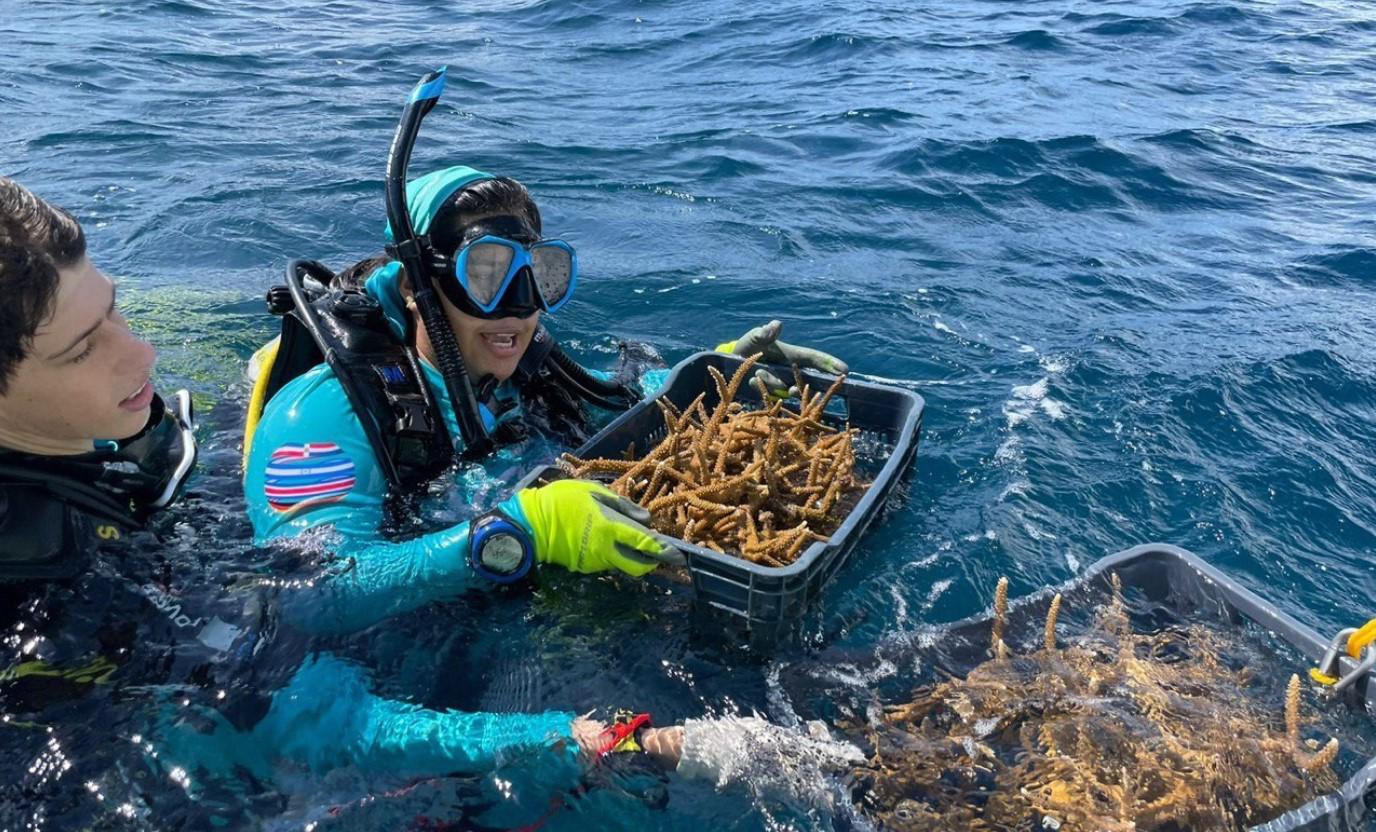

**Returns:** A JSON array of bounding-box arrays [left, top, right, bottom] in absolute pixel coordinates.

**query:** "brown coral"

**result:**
[[559, 354, 865, 566], [848, 578, 1343, 831]]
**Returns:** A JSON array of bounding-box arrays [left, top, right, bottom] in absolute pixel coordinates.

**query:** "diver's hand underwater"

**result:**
[[675, 715, 864, 788], [721, 320, 849, 397]]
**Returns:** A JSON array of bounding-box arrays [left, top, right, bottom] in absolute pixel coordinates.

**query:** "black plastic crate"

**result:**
[[831, 544, 1376, 832], [519, 350, 924, 639]]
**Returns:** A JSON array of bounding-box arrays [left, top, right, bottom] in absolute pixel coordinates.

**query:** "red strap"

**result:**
[[595, 712, 653, 759]]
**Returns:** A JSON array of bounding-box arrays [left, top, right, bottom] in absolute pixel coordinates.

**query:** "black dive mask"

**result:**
[[435, 262, 542, 321], [431, 215, 544, 320]]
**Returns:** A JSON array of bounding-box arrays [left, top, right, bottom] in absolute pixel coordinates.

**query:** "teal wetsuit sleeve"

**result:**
[[160, 654, 578, 781], [259, 655, 578, 776], [245, 366, 480, 633], [293, 522, 480, 634]]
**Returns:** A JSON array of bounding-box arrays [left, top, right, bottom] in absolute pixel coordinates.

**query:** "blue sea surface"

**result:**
[[4, 0, 1376, 829]]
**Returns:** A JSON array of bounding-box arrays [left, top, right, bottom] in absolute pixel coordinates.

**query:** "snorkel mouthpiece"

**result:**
[[384, 67, 496, 459]]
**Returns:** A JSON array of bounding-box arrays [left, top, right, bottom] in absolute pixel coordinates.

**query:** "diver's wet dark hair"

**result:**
[[0, 178, 87, 395], [338, 175, 542, 290], [430, 176, 542, 253]]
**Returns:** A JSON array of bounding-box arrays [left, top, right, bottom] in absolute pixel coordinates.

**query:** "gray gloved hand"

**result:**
[[725, 320, 848, 397], [676, 715, 864, 793]]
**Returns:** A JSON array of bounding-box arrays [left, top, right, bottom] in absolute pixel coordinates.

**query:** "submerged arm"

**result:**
[[260, 654, 578, 775]]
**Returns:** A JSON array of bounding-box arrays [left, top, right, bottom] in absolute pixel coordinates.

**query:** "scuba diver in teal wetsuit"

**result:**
[[239, 68, 850, 780], [243, 68, 845, 606]]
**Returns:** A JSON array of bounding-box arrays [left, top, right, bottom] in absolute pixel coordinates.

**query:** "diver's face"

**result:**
[[446, 302, 540, 383], [0, 258, 158, 454]]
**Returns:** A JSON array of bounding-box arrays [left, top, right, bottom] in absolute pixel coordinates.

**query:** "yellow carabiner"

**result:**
[[1309, 667, 1339, 686], [1347, 619, 1376, 659]]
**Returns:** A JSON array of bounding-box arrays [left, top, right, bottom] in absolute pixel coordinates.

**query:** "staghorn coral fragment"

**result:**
[[697, 353, 762, 452], [610, 435, 677, 491], [713, 424, 737, 475], [655, 397, 680, 425], [645, 462, 763, 513], [706, 365, 730, 406], [1287, 673, 1302, 749], [1303, 738, 1340, 774], [991, 576, 1010, 656], [1044, 593, 1062, 651], [751, 373, 772, 403], [783, 526, 814, 560], [1287, 673, 1342, 774], [804, 372, 848, 421], [567, 456, 638, 475], [569, 354, 866, 565]]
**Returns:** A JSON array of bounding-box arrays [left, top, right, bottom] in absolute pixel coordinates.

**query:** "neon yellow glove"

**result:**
[[715, 320, 848, 397], [512, 480, 684, 577]]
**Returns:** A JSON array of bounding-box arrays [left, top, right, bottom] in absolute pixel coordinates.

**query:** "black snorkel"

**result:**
[[384, 67, 495, 459]]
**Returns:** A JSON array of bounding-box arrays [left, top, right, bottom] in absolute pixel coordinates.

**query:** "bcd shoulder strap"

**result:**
[[269, 260, 453, 493]]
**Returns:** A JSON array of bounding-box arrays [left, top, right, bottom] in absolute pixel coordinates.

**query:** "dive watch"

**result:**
[[468, 509, 535, 584]]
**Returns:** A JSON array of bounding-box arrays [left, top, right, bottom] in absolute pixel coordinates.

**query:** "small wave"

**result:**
[[1264, 30, 1339, 47], [1084, 16, 1178, 37], [781, 131, 875, 161], [1000, 479, 1031, 501], [1005, 377, 1068, 428], [1079, 4, 1252, 37], [885, 136, 1056, 179], [838, 107, 920, 127], [1318, 120, 1376, 134], [992, 171, 1125, 211], [148, 0, 220, 16], [778, 31, 907, 61], [922, 578, 953, 613], [1005, 29, 1066, 51], [574, 37, 670, 60], [880, 134, 1226, 212], [1039, 354, 1069, 374], [666, 153, 768, 179], [30, 127, 174, 149], [1287, 248, 1376, 288], [1178, 4, 1254, 25], [516, 3, 606, 31], [1140, 127, 1259, 155]]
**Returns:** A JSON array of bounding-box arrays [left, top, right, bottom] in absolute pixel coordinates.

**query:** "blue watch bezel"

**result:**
[[468, 509, 534, 584]]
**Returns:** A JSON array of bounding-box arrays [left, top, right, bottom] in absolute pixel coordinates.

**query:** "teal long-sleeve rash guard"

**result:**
[[245, 262, 667, 633]]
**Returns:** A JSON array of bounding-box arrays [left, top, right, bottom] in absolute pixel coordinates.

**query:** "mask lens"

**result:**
[[530, 244, 574, 308], [461, 242, 516, 306]]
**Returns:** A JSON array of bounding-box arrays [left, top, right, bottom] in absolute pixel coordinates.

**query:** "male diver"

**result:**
[[0, 184, 195, 580]]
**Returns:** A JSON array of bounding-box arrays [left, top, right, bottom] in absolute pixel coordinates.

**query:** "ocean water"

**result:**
[[4, 0, 1376, 829]]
